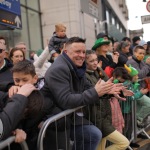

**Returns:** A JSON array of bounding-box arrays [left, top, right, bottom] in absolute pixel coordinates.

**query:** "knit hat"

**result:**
[[92, 38, 110, 50], [132, 36, 141, 44], [139, 40, 147, 46], [96, 32, 108, 39], [124, 64, 138, 77]]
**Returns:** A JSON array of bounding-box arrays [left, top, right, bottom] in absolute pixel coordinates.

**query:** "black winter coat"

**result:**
[[41, 54, 100, 125]]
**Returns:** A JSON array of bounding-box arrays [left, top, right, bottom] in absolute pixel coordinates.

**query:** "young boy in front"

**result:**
[[48, 23, 68, 61], [9, 60, 53, 149]]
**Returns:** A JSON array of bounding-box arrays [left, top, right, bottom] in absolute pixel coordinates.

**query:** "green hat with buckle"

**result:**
[[92, 38, 110, 50], [124, 64, 138, 77]]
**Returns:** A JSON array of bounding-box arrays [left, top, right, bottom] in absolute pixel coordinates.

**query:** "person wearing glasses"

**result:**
[[0, 43, 13, 92]]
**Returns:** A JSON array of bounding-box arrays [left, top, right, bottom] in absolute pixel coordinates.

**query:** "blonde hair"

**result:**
[[55, 23, 66, 32]]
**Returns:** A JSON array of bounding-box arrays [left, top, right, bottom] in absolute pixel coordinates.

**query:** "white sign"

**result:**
[[89, 3, 98, 18], [141, 15, 150, 24]]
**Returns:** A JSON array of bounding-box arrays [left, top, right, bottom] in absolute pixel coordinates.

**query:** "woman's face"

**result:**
[[96, 44, 109, 54], [122, 45, 130, 53], [11, 50, 24, 65], [86, 54, 98, 71]]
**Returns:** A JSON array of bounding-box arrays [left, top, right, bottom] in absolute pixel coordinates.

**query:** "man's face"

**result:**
[[13, 72, 37, 87], [134, 48, 145, 61], [16, 44, 27, 54], [65, 42, 86, 67], [86, 54, 98, 71], [0, 43, 6, 64]]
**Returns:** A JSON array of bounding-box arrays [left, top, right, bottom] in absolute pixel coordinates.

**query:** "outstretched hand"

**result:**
[[122, 87, 134, 96], [95, 78, 114, 97]]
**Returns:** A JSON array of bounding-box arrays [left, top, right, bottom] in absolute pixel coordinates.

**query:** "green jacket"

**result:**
[[121, 81, 143, 114]]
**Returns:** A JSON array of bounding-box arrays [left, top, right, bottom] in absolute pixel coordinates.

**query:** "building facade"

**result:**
[[0, 0, 129, 54]]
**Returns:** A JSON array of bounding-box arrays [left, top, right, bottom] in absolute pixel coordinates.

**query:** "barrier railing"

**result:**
[[37, 106, 84, 150], [0, 136, 29, 150], [37, 96, 150, 150]]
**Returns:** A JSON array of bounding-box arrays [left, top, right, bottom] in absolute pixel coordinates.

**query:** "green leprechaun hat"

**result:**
[[124, 64, 138, 77], [92, 38, 110, 50]]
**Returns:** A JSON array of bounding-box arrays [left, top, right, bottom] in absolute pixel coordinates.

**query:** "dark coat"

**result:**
[[41, 54, 100, 125], [117, 51, 129, 67], [0, 58, 14, 92], [48, 33, 68, 54], [0, 93, 28, 140], [85, 69, 115, 137], [98, 54, 117, 70]]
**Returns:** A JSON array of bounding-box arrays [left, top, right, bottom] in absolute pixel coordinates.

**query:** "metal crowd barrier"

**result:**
[[0, 136, 29, 150], [37, 106, 84, 150], [37, 96, 150, 150]]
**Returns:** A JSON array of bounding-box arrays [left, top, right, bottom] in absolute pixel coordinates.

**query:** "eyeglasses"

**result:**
[[0, 49, 4, 53]]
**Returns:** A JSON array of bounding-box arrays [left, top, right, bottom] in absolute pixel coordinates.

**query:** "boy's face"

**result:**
[[132, 74, 138, 83], [13, 72, 38, 87], [134, 48, 145, 61], [56, 27, 66, 38]]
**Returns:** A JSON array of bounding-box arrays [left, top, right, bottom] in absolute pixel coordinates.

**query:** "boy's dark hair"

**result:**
[[133, 45, 145, 52], [65, 37, 86, 47], [122, 37, 131, 42], [11, 60, 36, 76], [112, 67, 131, 81]]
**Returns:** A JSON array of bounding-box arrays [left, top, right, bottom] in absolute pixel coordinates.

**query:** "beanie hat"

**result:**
[[124, 64, 138, 77], [96, 32, 108, 39], [139, 40, 147, 46], [132, 36, 140, 43], [147, 41, 150, 46]]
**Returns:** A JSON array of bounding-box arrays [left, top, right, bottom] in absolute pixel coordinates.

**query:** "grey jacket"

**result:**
[[48, 33, 68, 55], [41, 54, 100, 125], [126, 56, 150, 88]]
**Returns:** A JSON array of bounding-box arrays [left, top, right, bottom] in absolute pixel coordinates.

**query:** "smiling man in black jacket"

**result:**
[[41, 37, 123, 150]]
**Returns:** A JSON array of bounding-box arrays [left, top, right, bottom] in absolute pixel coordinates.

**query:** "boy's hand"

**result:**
[[13, 129, 26, 143], [114, 94, 126, 101], [140, 88, 149, 94], [122, 88, 134, 96], [8, 86, 20, 98], [17, 84, 37, 97]]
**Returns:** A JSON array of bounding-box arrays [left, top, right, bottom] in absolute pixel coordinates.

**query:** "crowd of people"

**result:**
[[0, 22, 150, 150]]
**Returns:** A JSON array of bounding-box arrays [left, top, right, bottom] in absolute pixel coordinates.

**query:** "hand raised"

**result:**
[[95, 79, 114, 97], [17, 84, 37, 97]]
